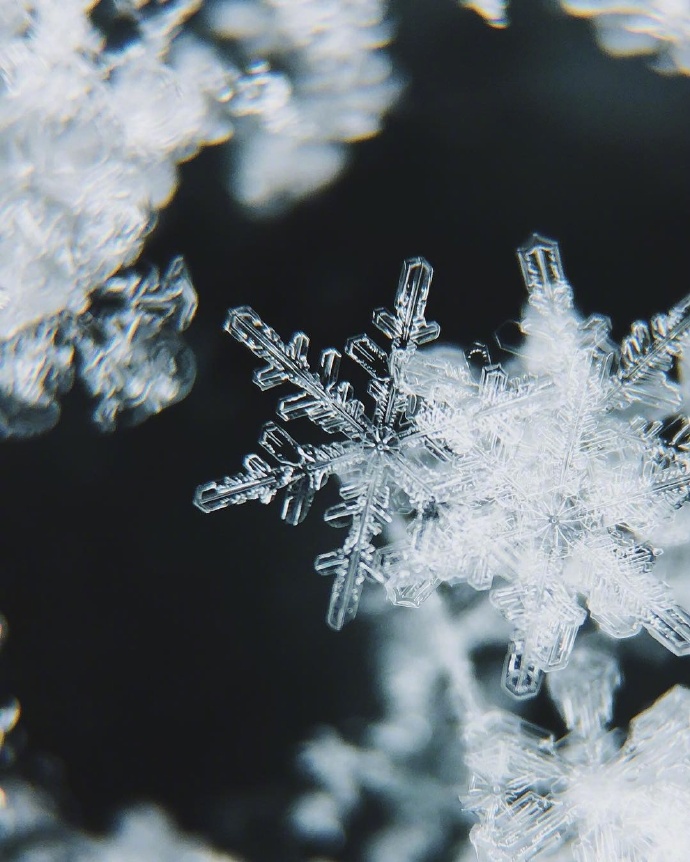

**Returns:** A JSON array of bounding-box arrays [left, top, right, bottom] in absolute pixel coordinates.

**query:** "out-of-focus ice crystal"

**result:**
[[560, 0, 690, 74], [290, 594, 505, 862], [0, 0, 225, 433], [0, 0, 229, 343], [204, 0, 402, 213], [0, 257, 197, 436], [0, 784, 241, 861], [464, 645, 690, 861], [198, 236, 690, 697]]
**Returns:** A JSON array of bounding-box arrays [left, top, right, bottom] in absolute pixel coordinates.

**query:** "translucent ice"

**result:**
[[198, 236, 690, 696]]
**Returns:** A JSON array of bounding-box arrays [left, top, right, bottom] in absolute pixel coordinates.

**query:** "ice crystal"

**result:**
[[0, 785, 240, 861], [195, 257, 445, 630], [464, 645, 690, 861], [0, 256, 197, 436], [0, 0, 228, 432], [560, 0, 690, 74], [198, 237, 690, 695], [290, 594, 505, 862], [0, 0, 229, 343], [205, 0, 401, 213]]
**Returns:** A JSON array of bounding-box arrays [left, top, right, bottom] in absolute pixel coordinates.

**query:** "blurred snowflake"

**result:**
[[464, 645, 690, 861], [0, 784, 241, 861]]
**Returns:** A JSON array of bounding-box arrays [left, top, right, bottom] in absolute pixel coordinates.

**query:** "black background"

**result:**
[[2, 0, 690, 858]]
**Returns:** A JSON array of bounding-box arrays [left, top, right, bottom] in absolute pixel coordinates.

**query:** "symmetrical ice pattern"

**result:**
[[0, 257, 197, 436], [197, 235, 690, 697], [464, 645, 690, 861], [204, 0, 401, 213], [0, 786, 239, 861], [290, 594, 505, 862], [195, 257, 446, 630]]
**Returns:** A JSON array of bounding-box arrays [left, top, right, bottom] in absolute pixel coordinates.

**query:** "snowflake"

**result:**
[[463, 645, 690, 861], [197, 236, 690, 695], [0, 257, 197, 436], [195, 257, 447, 630], [204, 0, 401, 213], [379, 235, 690, 696], [559, 0, 690, 75], [0, 788, 239, 861], [290, 594, 505, 862]]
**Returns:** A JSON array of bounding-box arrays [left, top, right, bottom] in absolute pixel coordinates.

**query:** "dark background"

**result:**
[[2, 0, 690, 858]]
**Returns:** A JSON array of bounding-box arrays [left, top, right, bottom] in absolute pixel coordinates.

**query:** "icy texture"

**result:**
[[464, 646, 690, 861], [0, 257, 197, 436], [290, 594, 505, 862], [0, 784, 240, 861], [204, 0, 401, 213], [195, 257, 445, 630], [0, 0, 226, 432], [198, 236, 690, 695], [560, 0, 690, 74], [0, 0, 230, 342], [380, 235, 690, 696]]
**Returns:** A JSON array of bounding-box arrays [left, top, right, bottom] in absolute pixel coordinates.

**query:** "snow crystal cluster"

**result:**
[[290, 594, 505, 862], [0, 0, 224, 433], [560, 0, 690, 74], [196, 234, 690, 697], [465, 645, 690, 860], [461, 0, 690, 74], [0, 783, 240, 862], [0, 0, 398, 435]]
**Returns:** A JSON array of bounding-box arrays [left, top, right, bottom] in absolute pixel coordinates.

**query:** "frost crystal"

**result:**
[[205, 0, 401, 213], [0, 257, 197, 436], [464, 646, 690, 861], [0, 0, 225, 432], [0, 785, 240, 861], [290, 595, 504, 862], [195, 258, 444, 630], [197, 236, 690, 694]]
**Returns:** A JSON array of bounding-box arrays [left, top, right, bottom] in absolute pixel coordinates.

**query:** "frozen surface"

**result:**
[[464, 645, 690, 860], [198, 235, 690, 696]]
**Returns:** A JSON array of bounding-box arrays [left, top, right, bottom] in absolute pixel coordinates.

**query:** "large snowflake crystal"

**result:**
[[379, 235, 690, 696], [195, 257, 446, 630], [464, 646, 690, 861], [197, 236, 690, 694]]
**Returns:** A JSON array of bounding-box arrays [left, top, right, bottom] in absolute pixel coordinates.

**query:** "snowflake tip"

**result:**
[[517, 233, 573, 310], [373, 257, 440, 349], [503, 640, 545, 699]]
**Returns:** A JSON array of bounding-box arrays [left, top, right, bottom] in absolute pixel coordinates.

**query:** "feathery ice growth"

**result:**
[[0, 0, 398, 435], [196, 235, 690, 697]]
